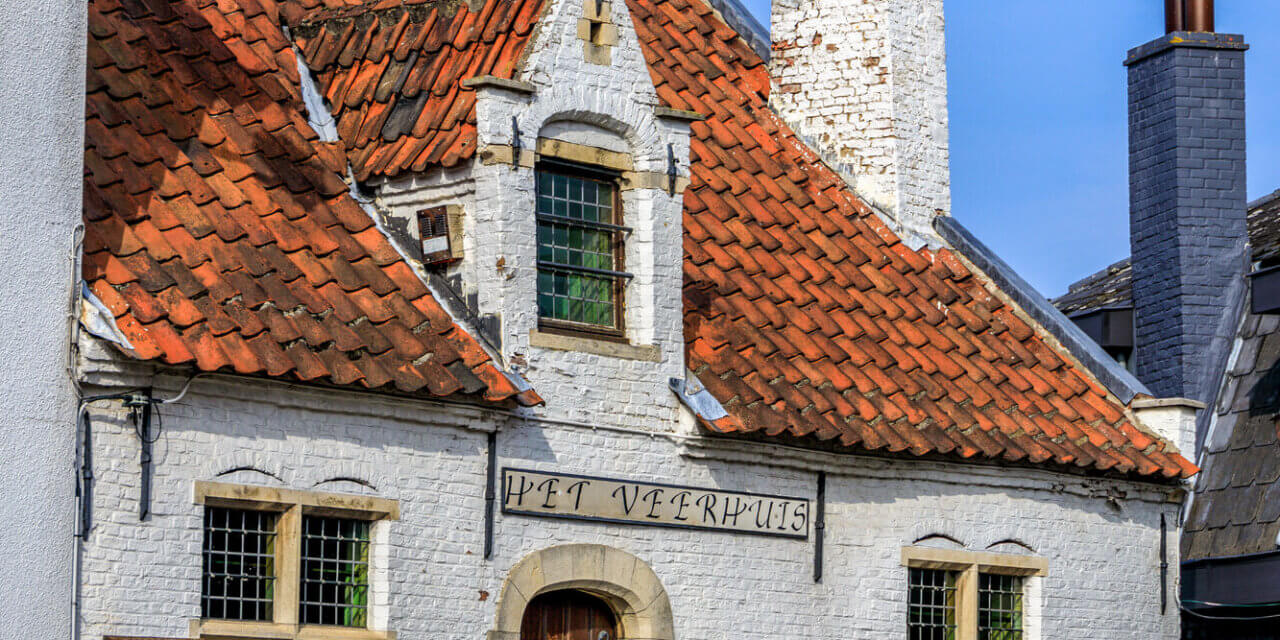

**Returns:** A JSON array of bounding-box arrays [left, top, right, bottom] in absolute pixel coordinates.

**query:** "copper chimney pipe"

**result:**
[[1166, 0, 1215, 33]]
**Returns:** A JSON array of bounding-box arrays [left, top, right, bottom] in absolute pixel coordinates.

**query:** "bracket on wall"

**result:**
[[511, 117, 523, 170], [666, 144, 678, 196], [124, 390, 155, 521]]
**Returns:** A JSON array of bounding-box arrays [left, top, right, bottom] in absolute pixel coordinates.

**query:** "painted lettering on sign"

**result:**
[[501, 468, 810, 539]]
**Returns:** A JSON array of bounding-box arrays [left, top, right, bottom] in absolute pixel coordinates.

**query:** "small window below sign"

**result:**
[[417, 205, 463, 267]]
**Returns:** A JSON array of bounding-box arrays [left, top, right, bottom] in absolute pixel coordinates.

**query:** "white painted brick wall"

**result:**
[[78, 374, 1182, 639], [72, 2, 1180, 638], [770, 0, 951, 245]]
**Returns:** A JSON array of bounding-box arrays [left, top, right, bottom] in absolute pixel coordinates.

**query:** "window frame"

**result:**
[[901, 547, 1046, 640], [534, 158, 631, 341], [193, 481, 399, 640]]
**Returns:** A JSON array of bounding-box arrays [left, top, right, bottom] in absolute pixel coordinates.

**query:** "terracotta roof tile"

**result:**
[[83, 0, 538, 407], [625, 0, 1192, 480], [286, 0, 545, 181]]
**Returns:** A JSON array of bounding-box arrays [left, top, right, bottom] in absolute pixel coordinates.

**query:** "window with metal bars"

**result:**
[[908, 568, 958, 640], [300, 516, 371, 627], [202, 507, 278, 622], [978, 573, 1024, 640], [535, 164, 631, 333]]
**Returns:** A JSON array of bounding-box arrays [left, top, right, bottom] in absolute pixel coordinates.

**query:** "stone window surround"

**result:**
[[191, 481, 399, 640], [528, 136, 666, 359], [900, 546, 1047, 640]]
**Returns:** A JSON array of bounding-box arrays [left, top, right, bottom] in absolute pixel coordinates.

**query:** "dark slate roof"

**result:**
[[1051, 259, 1132, 316], [1053, 191, 1280, 316], [1182, 309, 1280, 560], [1249, 190, 1280, 264]]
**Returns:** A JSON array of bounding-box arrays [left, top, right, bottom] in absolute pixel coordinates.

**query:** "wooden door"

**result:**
[[520, 590, 619, 640]]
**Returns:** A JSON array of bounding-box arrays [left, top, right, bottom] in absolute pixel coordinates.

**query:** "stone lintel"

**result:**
[[654, 106, 706, 122], [462, 75, 537, 94]]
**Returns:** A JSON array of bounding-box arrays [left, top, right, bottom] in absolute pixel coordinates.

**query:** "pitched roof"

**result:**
[[285, 0, 544, 181], [1054, 191, 1280, 316], [83, 0, 538, 405], [82, 0, 1192, 480], [1183, 308, 1280, 559], [1249, 190, 1280, 264], [1052, 260, 1132, 317], [625, 0, 1192, 480]]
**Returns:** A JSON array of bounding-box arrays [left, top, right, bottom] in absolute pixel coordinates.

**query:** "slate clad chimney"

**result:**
[[769, 0, 950, 247], [1126, 1, 1248, 403]]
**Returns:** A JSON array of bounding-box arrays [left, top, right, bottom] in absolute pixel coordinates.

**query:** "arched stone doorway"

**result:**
[[490, 544, 674, 640], [521, 590, 619, 640]]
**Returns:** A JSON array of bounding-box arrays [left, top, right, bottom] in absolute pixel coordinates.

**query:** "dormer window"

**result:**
[[535, 161, 631, 336]]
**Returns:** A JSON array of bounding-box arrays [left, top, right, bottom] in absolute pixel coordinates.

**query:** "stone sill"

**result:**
[[191, 620, 395, 640], [529, 329, 661, 362]]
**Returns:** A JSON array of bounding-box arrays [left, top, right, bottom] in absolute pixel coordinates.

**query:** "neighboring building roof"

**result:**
[[1052, 260, 1133, 316], [1249, 189, 1280, 264], [626, 0, 1192, 480], [1053, 191, 1280, 315], [285, 0, 544, 181], [83, 0, 539, 405], [1183, 309, 1280, 559]]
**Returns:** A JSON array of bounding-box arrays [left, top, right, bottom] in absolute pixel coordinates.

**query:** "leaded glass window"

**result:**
[[536, 166, 629, 331], [908, 568, 958, 640], [978, 573, 1024, 640], [202, 507, 278, 621], [300, 516, 371, 627]]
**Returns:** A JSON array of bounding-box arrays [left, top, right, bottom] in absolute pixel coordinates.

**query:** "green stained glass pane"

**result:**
[[535, 168, 624, 328]]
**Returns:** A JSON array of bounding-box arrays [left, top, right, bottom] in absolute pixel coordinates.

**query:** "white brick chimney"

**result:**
[[770, 0, 951, 246]]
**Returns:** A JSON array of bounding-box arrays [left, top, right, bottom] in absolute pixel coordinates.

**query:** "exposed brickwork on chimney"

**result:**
[[768, 0, 950, 246]]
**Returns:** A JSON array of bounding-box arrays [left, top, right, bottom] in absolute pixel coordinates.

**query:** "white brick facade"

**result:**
[[0, 0, 85, 636], [770, 0, 951, 246], [77, 370, 1183, 639], [70, 1, 1185, 639]]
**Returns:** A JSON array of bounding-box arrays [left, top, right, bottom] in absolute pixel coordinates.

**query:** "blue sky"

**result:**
[[739, 1, 1280, 297]]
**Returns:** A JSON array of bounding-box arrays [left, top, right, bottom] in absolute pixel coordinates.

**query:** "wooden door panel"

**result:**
[[520, 590, 618, 640]]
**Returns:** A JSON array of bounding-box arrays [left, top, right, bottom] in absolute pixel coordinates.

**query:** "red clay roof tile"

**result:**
[[624, 0, 1192, 480], [83, 0, 538, 407]]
